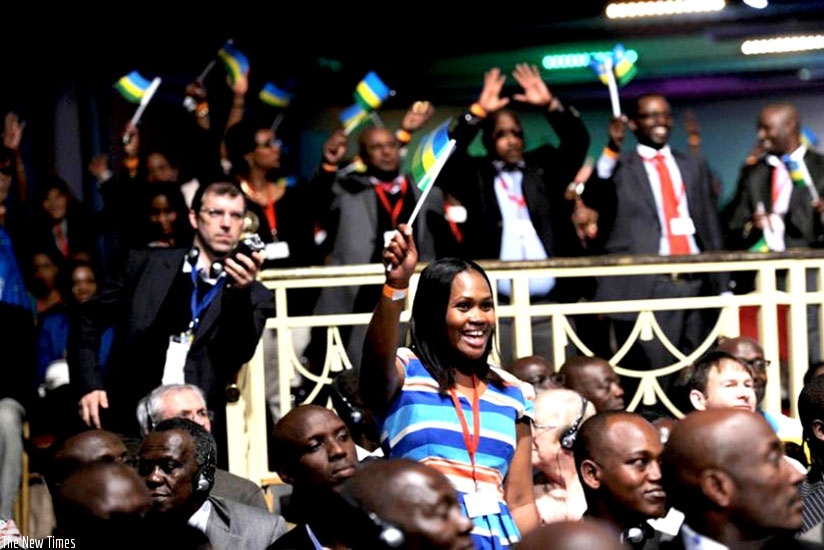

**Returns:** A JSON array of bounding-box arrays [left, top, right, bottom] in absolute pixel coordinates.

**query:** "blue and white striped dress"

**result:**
[[378, 348, 535, 549]]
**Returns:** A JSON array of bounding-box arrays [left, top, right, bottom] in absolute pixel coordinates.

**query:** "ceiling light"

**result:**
[[741, 34, 824, 55], [606, 0, 725, 19]]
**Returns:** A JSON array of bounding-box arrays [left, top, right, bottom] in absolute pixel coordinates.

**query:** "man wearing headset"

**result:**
[[136, 417, 287, 549], [573, 411, 668, 550]]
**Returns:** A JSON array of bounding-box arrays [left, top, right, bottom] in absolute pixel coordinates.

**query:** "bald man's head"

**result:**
[[758, 102, 801, 156], [517, 519, 624, 550], [341, 458, 474, 550], [662, 409, 804, 541], [273, 404, 358, 493], [50, 430, 130, 489], [510, 355, 555, 391], [559, 356, 625, 411], [53, 462, 151, 543], [574, 411, 665, 527]]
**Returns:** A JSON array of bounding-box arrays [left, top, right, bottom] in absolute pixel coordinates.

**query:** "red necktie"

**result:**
[[651, 154, 690, 255], [54, 225, 69, 257]]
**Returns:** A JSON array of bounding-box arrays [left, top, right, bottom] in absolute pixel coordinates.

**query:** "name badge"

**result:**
[[463, 492, 501, 518], [445, 205, 467, 223], [383, 230, 399, 248], [162, 333, 191, 385], [670, 217, 696, 236], [265, 241, 291, 260]]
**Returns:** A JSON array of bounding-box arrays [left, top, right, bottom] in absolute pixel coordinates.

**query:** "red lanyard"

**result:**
[[448, 375, 480, 483], [265, 199, 277, 238], [374, 177, 408, 226], [496, 176, 526, 208]]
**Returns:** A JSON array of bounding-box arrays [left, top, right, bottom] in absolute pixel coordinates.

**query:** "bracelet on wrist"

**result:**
[[321, 162, 338, 173], [469, 103, 487, 118], [382, 284, 408, 302], [603, 146, 620, 159]]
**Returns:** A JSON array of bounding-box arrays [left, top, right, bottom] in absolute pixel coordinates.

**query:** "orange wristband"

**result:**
[[603, 146, 620, 160], [382, 285, 408, 301], [395, 129, 412, 144], [321, 163, 338, 173], [469, 103, 487, 118]]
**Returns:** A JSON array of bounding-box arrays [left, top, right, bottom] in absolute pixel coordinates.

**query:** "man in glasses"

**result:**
[[68, 181, 274, 469], [581, 93, 728, 401], [136, 383, 268, 510]]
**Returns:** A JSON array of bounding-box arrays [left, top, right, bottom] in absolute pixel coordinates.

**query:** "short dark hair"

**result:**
[[683, 350, 752, 396], [629, 93, 668, 120], [190, 180, 245, 214], [151, 417, 216, 489], [480, 109, 523, 155], [799, 375, 824, 444], [572, 410, 633, 473], [410, 257, 495, 391]]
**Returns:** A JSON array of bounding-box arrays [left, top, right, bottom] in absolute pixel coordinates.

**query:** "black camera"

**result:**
[[229, 234, 266, 263]]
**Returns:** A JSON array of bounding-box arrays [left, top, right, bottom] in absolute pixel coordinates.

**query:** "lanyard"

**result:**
[[496, 175, 526, 209], [373, 177, 408, 226], [265, 199, 277, 239], [448, 375, 480, 488], [189, 267, 225, 334]]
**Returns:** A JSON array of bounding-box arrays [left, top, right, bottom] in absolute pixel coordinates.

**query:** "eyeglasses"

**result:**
[[200, 208, 244, 222], [744, 358, 771, 370], [256, 138, 282, 149]]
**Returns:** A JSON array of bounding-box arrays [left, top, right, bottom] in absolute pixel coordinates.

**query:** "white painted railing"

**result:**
[[227, 250, 824, 487]]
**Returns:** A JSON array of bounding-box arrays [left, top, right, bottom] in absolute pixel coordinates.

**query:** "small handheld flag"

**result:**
[[802, 126, 820, 150], [115, 71, 153, 104], [218, 41, 250, 85], [353, 71, 391, 111], [259, 83, 292, 108], [406, 119, 456, 227], [115, 72, 162, 129], [339, 103, 370, 135], [589, 44, 637, 117]]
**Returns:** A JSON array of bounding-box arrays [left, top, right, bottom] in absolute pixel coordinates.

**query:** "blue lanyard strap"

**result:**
[[189, 267, 225, 333]]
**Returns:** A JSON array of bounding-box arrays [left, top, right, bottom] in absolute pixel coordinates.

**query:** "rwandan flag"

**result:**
[[339, 103, 370, 134], [612, 44, 638, 86], [410, 118, 455, 192], [588, 57, 611, 86], [783, 155, 810, 189], [749, 236, 770, 253], [353, 71, 390, 111], [259, 83, 292, 108], [275, 176, 298, 187], [218, 41, 250, 85], [114, 71, 153, 103]]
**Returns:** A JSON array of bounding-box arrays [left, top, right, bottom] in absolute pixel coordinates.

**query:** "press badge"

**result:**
[[463, 492, 500, 518], [265, 241, 290, 260], [670, 217, 696, 236], [161, 333, 191, 385]]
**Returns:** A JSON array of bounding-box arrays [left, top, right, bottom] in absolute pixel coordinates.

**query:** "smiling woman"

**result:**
[[360, 224, 540, 549]]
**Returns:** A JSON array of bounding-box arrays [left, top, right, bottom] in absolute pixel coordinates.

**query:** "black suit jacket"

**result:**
[[439, 104, 592, 301], [584, 148, 728, 306], [724, 149, 824, 251], [68, 247, 274, 434]]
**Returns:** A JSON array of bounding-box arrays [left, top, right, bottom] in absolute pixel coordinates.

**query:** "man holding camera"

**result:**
[[68, 181, 274, 466]]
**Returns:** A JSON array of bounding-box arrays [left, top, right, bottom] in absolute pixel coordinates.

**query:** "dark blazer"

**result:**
[[584, 148, 728, 306], [724, 149, 824, 251], [659, 530, 824, 549], [67, 247, 274, 435], [439, 105, 592, 301], [206, 495, 288, 550], [212, 468, 268, 511], [268, 524, 315, 550]]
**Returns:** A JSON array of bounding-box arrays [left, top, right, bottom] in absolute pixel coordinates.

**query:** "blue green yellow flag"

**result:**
[[218, 41, 250, 85], [410, 119, 455, 191], [353, 71, 391, 111], [259, 83, 292, 108], [114, 71, 153, 103], [339, 103, 370, 135]]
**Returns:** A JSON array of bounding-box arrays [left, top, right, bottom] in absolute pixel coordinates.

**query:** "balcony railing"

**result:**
[[226, 250, 824, 486]]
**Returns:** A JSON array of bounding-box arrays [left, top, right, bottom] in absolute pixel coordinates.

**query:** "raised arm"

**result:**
[[360, 224, 417, 415]]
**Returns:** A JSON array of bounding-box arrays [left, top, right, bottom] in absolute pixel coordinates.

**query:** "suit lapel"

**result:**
[[206, 497, 244, 548], [628, 154, 660, 220], [135, 250, 185, 330]]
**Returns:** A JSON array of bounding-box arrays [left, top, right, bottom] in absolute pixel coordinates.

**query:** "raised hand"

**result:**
[[477, 68, 510, 114], [88, 153, 111, 181], [383, 224, 417, 289], [401, 101, 435, 133], [322, 130, 349, 166], [511, 63, 552, 107]]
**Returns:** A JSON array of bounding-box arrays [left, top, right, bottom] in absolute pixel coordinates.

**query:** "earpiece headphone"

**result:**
[[621, 522, 656, 546], [560, 396, 588, 451], [195, 444, 215, 494], [331, 382, 364, 426]]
